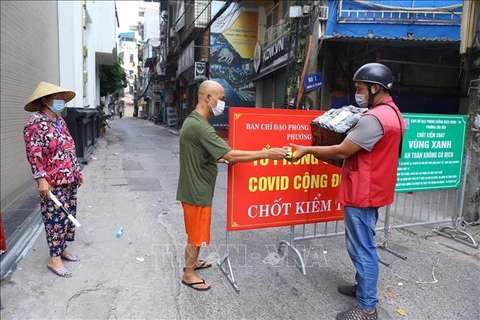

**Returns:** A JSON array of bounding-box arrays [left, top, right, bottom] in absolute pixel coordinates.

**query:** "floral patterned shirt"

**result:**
[[24, 112, 82, 187]]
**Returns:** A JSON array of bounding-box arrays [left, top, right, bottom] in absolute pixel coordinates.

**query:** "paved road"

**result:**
[[1, 117, 479, 319]]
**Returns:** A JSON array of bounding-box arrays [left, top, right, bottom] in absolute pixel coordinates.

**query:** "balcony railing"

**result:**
[[264, 20, 288, 47], [338, 0, 462, 25], [339, 9, 461, 25]]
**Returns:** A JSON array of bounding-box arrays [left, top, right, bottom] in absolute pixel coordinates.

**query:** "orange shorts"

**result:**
[[182, 202, 212, 247]]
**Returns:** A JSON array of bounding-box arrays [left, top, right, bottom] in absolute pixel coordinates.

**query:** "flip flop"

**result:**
[[61, 253, 81, 262], [194, 260, 212, 270], [47, 266, 72, 278], [183, 260, 213, 272], [181, 278, 211, 291]]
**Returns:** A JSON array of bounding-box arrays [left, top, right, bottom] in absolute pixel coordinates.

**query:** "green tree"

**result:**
[[100, 57, 128, 97]]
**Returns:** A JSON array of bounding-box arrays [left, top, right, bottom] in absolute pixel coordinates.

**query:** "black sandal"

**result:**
[[181, 278, 211, 291], [336, 306, 377, 320]]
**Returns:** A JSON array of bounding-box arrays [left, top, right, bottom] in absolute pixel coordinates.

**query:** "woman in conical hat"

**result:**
[[23, 82, 84, 278]]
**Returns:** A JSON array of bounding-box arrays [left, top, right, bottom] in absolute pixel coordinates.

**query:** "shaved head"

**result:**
[[195, 80, 226, 119], [199, 80, 224, 98]]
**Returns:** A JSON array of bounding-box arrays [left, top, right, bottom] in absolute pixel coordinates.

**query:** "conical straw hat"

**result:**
[[24, 81, 76, 112]]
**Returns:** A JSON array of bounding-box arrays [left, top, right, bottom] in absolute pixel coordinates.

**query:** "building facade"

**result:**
[[60, 0, 117, 163], [118, 31, 138, 106], [152, 1, 464, 133], [0, 0, 117, 275]]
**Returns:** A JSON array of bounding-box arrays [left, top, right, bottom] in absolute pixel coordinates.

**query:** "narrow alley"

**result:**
[[1, 117, 479, 319]]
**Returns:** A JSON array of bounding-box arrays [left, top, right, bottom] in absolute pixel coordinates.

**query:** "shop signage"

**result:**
[[304, 72, 323, 91], [263, 34, 288, 64], [227, 107, 343, 231], [253, 41, 262, 73], [396, 113, 467, 192], [166, 107, 177, 127], [194, 62, 206, 80]]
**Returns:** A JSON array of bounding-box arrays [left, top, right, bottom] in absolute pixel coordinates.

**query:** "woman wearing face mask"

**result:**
[[23, 82, 84, 278]]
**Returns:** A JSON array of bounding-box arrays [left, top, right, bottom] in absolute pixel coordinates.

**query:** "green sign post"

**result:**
[[396, 113, 467, 192]]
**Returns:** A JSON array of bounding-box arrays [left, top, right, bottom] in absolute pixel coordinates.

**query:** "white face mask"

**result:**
[[355, 93, 369, 108], [211, 100, 226, 116]]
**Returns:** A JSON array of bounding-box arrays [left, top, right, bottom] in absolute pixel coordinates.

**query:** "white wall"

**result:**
[[59, 1, 116, 109], [92, 1, 117, 55], [86, 0, 117, 108], [58, 1, 84, 108]]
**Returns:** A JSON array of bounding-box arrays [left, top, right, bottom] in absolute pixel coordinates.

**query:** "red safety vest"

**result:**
[[338, 99, 404, 208]]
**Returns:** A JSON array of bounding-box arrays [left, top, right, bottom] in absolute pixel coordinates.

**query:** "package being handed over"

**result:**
[[310, 105, 367, 167]]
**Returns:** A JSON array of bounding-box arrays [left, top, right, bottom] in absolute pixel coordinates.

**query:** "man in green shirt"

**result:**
[[177, 80, 286, 291]]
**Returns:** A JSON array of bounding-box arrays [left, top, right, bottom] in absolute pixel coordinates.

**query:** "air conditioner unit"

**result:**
[[303, 5, 311, 15], [318, 5, 328, 21], [290, 6, 302, 18]]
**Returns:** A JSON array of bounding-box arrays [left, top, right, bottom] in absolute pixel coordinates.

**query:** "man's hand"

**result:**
[[78, 175, 84, 187], [288, 143, 309, 162], [37, 178, 51, 199], [267, 147, 290, 160]]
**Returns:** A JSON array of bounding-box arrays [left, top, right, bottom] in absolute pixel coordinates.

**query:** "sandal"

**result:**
[[194, 260, 212, 270], [61, 253, 81, 262], [181, 278, 211, 291], [336, 306, 377, 320], [47, 266, 72, 278], [183, 260, 212, 272]]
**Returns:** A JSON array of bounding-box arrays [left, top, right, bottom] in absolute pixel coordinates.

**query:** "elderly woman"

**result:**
[[23, 82, 84, 278]]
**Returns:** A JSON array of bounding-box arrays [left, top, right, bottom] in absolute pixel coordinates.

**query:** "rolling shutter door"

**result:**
[[0, 2, 60, 210], [274, 71, 286, 108], [262, 78, 274, 108]]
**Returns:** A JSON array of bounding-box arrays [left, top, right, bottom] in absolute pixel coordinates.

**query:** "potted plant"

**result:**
[[96, 103, 110, 137]]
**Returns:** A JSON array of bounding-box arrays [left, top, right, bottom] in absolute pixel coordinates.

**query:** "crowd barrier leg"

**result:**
[[435, 221, 478, 248], [433, 150, 478, 249], [278, 225, 307, 275], [378, 205, 408, 260], [218, 231, 240, 293]]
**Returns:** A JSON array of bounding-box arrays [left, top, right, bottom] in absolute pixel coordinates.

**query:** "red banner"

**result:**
[[227, 107, 344, 231]]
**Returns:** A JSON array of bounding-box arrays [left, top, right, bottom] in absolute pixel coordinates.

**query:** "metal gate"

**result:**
[[279, 151, 478, 275]]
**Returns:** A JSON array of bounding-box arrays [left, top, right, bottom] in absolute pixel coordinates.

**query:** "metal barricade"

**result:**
[[279, 218, 385, 275], [279, 158, 478, 275]]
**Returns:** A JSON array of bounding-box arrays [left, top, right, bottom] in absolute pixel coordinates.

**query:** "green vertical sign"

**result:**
[[396, 113, 467, 192]]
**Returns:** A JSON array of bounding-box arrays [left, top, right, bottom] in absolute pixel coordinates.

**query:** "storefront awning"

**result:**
[[252, 55, 288, 82]]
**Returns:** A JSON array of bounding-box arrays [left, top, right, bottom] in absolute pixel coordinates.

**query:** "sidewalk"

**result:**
[[1, 117, 479, 319]]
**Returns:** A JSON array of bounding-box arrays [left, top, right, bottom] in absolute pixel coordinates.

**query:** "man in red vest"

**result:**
[[291, 63, 404, 320]]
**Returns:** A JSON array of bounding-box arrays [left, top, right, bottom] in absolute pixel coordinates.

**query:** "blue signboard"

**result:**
[[326, 0, 461, 41], [304, 73, 323, 92]]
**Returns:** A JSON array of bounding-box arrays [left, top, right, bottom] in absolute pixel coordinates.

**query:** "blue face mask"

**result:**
[[51, 99, 66, 114]]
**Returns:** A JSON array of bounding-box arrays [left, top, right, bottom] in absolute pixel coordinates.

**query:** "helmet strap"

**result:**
[[367, 84, 379, 109]]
